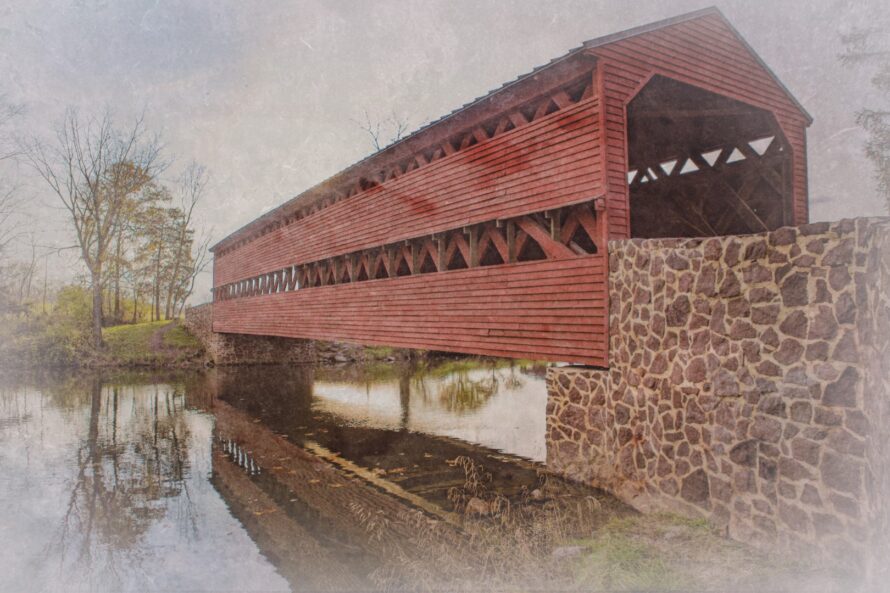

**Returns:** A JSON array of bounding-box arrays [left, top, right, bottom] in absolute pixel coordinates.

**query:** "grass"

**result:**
[[162, 323, 202, 349], [569, 513, 854, 592], [360, 455, 853, 593], [573, 515, 722, 591], [102, 320, 203, 366], [364, 345, 395, 359]]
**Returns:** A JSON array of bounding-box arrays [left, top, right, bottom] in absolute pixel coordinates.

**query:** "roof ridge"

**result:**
[[211, 6, 810, 253]]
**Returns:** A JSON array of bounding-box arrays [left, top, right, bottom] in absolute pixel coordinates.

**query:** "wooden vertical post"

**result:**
[[410, 241, 420, 274], [548, 209, 561, 240], [465, 226, 479, 267], [387, 247, 397, 278], [437, 235, 446, 272], [506, 221, 516, 263], [594, 197, 608, 252]]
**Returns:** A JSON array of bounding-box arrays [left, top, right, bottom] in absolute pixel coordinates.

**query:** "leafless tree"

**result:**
[[356, 109, 412, 152], [175, 231, 212, 317], [0, 185, 17, 255], [21, 109, 163, 347], [0, 94, 23, 162], [164, 162, 207, 319], [840, 26, 890, 212], [0, 94, 23, 253]]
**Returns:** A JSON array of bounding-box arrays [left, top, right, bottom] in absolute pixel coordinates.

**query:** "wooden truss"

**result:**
[[213, 199, 606, 301], [628, 134, 791, 237], [214, 75, 595, 258]]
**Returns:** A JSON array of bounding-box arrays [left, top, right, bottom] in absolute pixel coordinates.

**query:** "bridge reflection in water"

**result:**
[[0, 362, 625, 593]]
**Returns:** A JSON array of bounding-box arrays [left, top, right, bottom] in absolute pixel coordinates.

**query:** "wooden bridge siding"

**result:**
[[592, 12, 809, 239], [212, 256, 608, 366], [213, 97, 604, 286]]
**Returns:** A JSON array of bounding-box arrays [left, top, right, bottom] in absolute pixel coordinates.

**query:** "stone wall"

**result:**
[[184, 303, 315, 365], [546, 218, 890, 571]]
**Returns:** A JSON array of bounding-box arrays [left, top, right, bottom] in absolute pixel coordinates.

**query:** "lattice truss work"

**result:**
[[626, 76, 793, 239], [214, 75, 595, 258], [628, 134, 789, 237], [213, 199, 605, 301]]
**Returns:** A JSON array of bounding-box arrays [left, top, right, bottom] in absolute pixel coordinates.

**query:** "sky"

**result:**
[[1, 0, 888, 302]]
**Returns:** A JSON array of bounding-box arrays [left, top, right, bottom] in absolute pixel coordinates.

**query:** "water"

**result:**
[[0, 360, 599, 592]]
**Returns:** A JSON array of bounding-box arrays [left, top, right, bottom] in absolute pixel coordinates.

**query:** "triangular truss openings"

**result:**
[[749, 136, 774, 156], [215, 75, 595, 259], [628, 135, 786, 190], [701, 149, 722, 167], [213, 201, 605, 302], [726, 148, 746, 163]]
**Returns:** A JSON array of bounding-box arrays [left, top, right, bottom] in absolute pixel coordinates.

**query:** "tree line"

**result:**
[[1, 104, 209, 350]]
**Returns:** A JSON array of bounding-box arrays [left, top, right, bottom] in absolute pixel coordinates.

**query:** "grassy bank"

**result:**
[[101, 320, 204, 367], [369, 456, 854, 592]]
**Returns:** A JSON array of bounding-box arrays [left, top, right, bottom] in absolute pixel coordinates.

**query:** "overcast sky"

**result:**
[[1, 0, 888, 302]]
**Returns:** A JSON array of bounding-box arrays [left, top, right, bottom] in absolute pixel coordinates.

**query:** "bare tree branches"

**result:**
[[0, 185, 18, 254], [20, 108, 164, 346], [355, 109, 412, 152], [840, 26, 890, 212], [164, 162, 208, 318], [0, 94, 23, 162]]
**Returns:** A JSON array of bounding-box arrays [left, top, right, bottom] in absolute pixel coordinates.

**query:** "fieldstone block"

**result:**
[[680, 469, 710, 506], [820, 452, 861, 495], [822, 367, 859, 408], [780, 272, 809, 307], [546, 220, 890, 572]]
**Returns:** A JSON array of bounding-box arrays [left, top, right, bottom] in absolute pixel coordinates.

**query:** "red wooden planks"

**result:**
[[592, 13, 809, 237], [214, 99, 604, 285], [213, 256, 608, 366]]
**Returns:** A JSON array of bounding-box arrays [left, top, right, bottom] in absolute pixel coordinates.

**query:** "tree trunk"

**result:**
[[113, 230, 122, 323], [165, 225, 186, 321], [90, 265, 104, 349], [154, 246, 162, 322]]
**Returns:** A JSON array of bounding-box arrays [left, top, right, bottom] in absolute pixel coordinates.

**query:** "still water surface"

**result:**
[[0, 360, 564, 592]]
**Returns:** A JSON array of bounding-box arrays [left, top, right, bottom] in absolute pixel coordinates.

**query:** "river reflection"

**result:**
[[0, 372, 289, 593], [312, 361, 547, 461], [0, 360, 595, 593]]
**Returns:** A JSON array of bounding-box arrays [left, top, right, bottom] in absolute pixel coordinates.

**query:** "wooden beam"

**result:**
[[437, 235, 446, 272], [465, 226, 479, 267], [506, 221, 516, 263], [515, 216, 576, 260]]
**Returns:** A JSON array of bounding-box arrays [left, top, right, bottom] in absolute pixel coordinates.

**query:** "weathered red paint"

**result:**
[[210, 8, 810, 366]]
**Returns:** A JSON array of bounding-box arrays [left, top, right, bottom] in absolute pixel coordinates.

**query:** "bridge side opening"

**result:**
[[627, 76, 793, 238]]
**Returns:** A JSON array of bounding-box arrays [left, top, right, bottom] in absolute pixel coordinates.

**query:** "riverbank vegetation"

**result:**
[[0, 285, 203, 368], [1, 104, 210, 352], [369, 457, 854, 592]]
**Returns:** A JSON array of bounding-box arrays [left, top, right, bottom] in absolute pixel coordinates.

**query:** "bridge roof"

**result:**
[[211, 6, 810, 253]]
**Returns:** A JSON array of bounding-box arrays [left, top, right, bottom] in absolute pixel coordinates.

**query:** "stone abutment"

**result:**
[[184, 303, 315, 365], [546, 217, 890, 577]]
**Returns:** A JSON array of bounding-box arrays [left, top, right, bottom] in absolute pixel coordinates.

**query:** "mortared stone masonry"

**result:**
[[546, 218, 890, 578]]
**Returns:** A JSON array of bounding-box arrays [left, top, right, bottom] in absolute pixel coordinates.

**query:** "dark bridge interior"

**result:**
[[627, 76, 793, 239]]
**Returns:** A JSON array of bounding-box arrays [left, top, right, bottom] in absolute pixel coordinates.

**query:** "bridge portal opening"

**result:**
[[627, 76, 793, 238]]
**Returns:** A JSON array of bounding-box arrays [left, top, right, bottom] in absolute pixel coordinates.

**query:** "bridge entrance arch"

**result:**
[[626, 76, 793, 239]]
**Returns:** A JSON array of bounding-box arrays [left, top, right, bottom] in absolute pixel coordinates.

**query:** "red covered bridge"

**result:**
[[210, 8, 811, 366]]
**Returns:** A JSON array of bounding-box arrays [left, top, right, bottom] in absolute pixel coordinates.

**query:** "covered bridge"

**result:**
[[210, 7, 811, 366]]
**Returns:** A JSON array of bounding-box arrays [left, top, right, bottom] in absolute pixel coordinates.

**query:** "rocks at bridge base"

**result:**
[[546, 217, 890, 583], [184, 303, 315, 365]]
